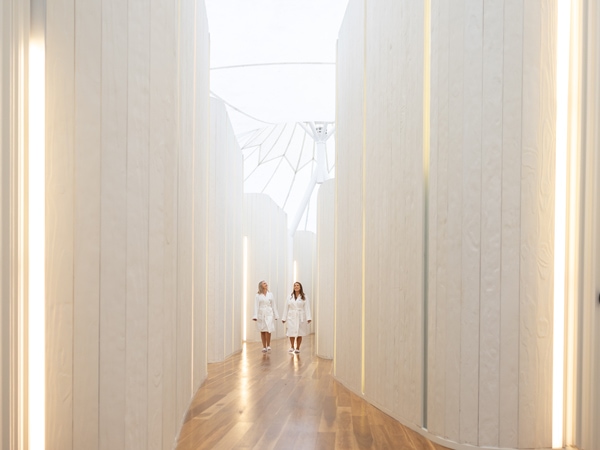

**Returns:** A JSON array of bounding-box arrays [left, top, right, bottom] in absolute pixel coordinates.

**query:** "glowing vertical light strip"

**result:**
[[28, 40, 45, 450], [553, 1, 570, 448], [243, 236, 248, 341]]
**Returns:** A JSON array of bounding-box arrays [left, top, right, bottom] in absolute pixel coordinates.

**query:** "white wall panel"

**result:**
[[192, 0, 210, 393], [363, 0, 424, 427], [334, 0, 364, 394], [99, 0, 128, 446], [46, 0, 75, 448], [73, 0, 101, 447], [426, 0, 555, 448], [293, 230, 316, 336], [243, 194, 288, 343], [518, 2, 555, 448], [316, 179, 335, 359], [208, 97, 243, 363], [125, 1, 151, 448], [43, 1, 212, 449], [336, 0, 559, 448]]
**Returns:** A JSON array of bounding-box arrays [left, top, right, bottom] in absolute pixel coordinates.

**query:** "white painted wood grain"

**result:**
[[73, 0, 102, 447], [45, 0, 75, 447], [99, 0, 128, 447], [243, 194, 288, 343], [363, 0, 424, 426], [478, 0, 504, 446], [334, 0, 364, 393], [192, 0, 210, 391], [316, 179, 335, 359], [125, 0, 151, 447], [176, 0, 195, 421], [518, 1, 555, 448], [499, 0, 523, 447]]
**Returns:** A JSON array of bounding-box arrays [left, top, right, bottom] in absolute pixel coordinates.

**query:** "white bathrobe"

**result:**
[[282, 295, 312, 337], [252, 292, 278, 333]]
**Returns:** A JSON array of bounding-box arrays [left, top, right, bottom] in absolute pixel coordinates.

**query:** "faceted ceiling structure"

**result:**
[[205, 0, 349, 232]]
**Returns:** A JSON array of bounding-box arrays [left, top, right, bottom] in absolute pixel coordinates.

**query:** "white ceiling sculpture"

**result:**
[[205, 0, 348, 233]]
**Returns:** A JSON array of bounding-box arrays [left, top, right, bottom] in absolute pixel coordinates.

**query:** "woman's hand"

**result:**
[[308, 320, 311, 323]]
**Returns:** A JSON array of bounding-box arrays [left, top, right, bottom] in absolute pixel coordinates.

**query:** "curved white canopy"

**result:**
[[205, 0, 348, 232]]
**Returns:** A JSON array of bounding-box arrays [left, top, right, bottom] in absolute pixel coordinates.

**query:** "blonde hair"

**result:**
[[257, 280, 268, 294]]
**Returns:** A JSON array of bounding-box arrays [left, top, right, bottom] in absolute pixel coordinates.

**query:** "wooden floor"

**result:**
[[175, 335, 450, 450]]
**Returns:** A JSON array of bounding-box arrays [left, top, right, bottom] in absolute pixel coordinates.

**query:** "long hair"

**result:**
[[257, 280, 268, 294], [291, 282, 305, 300]]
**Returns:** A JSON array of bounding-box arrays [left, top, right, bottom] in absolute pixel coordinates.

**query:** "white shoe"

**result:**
[[294, 349, 300, 353], [267, 346, 271, 352], [288, 348, 295, 353], [262, 348, 267, 353]]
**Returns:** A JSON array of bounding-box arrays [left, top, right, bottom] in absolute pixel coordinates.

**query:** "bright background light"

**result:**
[[28, 40, 46, 450], [553, 1, 570, 448]]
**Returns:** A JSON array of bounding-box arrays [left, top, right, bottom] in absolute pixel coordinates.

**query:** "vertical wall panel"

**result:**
[[316, 179, 335, 359], [459, 0, 483, 445], [208, 97, 243, 362], [478, 1, 503, 445], [125, 0, 150, 447], [337, 0, 559, 448], [363, 0, 424, 426], [148, 0, 174, 448], [442, 0, 464, 441], [499, 0, 523, 447], [192, 0, 210, 392], [334, 0, 364, 394], [518, 2, 555, 448], [293, 230, 316, 337], [99, 0, 128, 447], [46, 0, 75, 447], [43, 0, 212, 449], [243, 194, 288, 343], [73, 0, 101, 447], [176, 0, 195, 421]]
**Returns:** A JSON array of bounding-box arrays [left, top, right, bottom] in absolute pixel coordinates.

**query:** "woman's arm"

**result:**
[[304, 297, 312, 322]]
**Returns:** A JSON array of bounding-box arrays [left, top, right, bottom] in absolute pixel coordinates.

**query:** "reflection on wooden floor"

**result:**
[[175, 335, 450, 450]]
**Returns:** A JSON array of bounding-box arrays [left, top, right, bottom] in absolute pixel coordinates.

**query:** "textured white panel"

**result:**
[[459, 0, 483, 445], [193, 0, 210, 392], [293, 230, 316, 336], [46, 0, 76, 448], [518, 1, 555, 448], [499, 0, 523, 447], [176, 0, 196, 421], [99, 0, 128, 447], [363, 0, 424, 426], [316, 179, 335, 359], [125, 0, 151, 447], [208, 97, 243, 362], [243, 194, 288, 343], [426, 1, 556, 447], [73, 0, 101, 447], [148, 1, 177, 448], [478, 1, 504, 446], [334, 0, 364, 394]]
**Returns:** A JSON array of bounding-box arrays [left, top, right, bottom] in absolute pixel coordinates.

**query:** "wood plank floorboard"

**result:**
[[175, 336, 451, 450]]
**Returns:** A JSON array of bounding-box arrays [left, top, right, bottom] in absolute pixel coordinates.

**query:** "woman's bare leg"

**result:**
[[296, 336, 302, 350]]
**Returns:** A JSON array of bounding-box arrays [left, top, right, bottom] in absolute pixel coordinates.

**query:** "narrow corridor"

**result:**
[[175, 336, 450, 450]]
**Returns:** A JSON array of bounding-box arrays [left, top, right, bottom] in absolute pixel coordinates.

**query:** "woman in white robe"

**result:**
[[281, 281, 312, 354], [252, 280, 279, 352]]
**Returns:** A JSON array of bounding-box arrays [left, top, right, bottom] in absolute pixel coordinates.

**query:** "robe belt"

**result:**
[[287, 310, 305, 322]]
